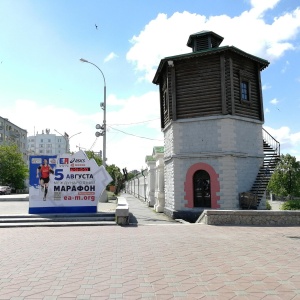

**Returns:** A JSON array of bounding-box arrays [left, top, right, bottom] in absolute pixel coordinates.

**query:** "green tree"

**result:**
[[85, 151, 124, 192], [267, 154, 300, 199], [85, 150, 103, 166], [106, 164, 122, 187], [0, 144, 28, 190]]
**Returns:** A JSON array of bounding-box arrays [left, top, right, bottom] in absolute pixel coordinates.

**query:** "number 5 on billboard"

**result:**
[[54, 169, 64, 180]]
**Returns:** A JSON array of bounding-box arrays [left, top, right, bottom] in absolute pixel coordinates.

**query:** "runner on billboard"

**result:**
[[36, 158, 54, 201]]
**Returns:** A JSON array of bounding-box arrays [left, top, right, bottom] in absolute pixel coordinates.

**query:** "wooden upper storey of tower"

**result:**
[[153, 31, 269, 129]]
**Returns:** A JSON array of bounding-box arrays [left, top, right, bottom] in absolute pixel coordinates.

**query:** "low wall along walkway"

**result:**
[[197, 210, 300, 226]]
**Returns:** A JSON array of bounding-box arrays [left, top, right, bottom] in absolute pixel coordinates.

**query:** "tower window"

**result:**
[[163, 90, 168, 114], [241, 81, 249, 101]]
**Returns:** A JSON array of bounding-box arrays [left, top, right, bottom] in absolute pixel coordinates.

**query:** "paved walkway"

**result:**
[[0, 195, 299, 299], [0, 193, 178, 225]]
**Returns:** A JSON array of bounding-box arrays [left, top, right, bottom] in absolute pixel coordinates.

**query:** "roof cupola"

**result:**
[[187, 31, 224, 52]]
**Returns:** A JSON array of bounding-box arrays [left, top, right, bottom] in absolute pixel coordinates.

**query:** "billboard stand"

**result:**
[[29, 150, 112, 214]]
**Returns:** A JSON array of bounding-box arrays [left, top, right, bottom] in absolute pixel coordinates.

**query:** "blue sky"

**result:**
[[1, 0, 300, 171]]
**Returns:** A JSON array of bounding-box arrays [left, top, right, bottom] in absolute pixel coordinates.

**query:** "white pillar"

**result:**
[[154, 153, 165, 213], [145, 160, 156, 207]]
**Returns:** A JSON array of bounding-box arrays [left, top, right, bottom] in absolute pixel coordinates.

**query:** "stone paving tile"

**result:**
[[1, 225, 300, 299]]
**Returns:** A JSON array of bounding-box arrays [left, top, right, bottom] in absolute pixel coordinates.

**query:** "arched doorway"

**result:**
[[184, 162, 220, 209], [193, 170, 211, 207]]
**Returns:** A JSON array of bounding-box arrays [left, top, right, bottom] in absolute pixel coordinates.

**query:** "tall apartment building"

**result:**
[[27, 129, 68, 156], [0, 116, 28, 161]]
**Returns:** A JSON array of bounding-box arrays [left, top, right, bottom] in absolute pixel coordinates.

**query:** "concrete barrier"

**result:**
[[116, 197, 129, 225]]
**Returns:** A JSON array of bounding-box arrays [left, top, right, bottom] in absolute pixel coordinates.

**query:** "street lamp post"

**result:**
[[80, 58, 107, 168], [54, 129, 81, 153]]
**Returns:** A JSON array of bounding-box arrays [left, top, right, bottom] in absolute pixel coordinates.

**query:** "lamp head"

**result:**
[[80, 58, 89, 63]]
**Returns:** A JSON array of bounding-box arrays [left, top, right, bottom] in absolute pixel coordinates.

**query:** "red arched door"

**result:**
[[193, 170, 211, 207]]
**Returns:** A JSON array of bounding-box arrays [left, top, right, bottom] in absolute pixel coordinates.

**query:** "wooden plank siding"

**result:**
[[167, 68, 173, 122], [230, 53, 263, 120], [159, 69, 167, 129], [158, 49, 265, 129], [174, 56, 223, 119], [225, 56, 234, 115]]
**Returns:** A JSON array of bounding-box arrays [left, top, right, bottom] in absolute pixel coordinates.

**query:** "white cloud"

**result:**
[[265, 108, 270, 113], [1, 99, 99, 150], [270, 98, 279, 105], [281, 60, 290, 73], [126, 3, 300, 82], [104, 52, 118, 63], [2, 92, 163, 171], [262, 84, 271, 90], [250, 0, 280, 17]]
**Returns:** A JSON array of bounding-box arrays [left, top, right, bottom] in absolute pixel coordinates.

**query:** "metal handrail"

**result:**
[[252, 129, 281, 207], [262, 128, 280, 156]]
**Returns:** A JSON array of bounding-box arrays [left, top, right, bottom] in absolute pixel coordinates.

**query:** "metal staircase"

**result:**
[[247, 128, 280, 209]]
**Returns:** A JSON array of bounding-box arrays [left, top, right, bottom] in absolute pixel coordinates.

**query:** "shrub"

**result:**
[[266, 201, 271, 210], [281, 200, 300, 210]]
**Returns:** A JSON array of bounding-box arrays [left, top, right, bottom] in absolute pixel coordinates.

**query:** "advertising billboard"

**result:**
[[29, 150, 112, 214]]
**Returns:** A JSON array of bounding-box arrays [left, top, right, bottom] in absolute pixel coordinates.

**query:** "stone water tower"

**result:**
[[152, 31, 280, 221]]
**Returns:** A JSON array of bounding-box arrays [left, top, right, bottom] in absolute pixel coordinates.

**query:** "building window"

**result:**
[[39, 144, 44, 148], [39, 150, 44, 154], [163, 89, 168, 116], [47, 144, 52, 148], [241, 81, 249, 101], [40, 139, 43, 142], [162, 79, 168, 116], [239, 70, 252, 104]]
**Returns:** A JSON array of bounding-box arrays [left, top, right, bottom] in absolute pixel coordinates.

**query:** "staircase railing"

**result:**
[[250, 128, 281, 208], [262, 128, 280, 156]]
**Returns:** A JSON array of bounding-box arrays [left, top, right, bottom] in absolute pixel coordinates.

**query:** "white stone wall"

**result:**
[[163, 115, 264, 211], [138, 172, 147, 201], [124, 171, 148, 201], [164, 160, 175, 210], [164, 118, 220, 157], [164, 155, 221, 213]]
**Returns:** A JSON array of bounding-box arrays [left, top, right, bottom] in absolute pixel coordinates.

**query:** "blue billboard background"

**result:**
[[29, 155, 57, 190]]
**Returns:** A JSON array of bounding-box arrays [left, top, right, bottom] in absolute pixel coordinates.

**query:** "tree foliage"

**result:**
[[106, 164, 123, 186], [0, 144, 28, 190], [85, 151, 124, 191], [267, 154, 300, 199], [85, 150, 103, 166]]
